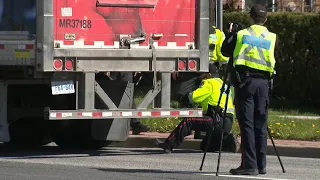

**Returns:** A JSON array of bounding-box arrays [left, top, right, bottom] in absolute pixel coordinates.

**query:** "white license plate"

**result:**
[[51, 80, 75, 95]]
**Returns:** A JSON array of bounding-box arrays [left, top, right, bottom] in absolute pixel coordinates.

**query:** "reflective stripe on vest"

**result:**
[[209, 34, 218, 44], [234, 27, 272, 68], [233, 26, 277, 75]]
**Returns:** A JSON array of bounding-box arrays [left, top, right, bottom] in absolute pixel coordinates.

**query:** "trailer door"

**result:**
[[0, 0, 36, 33], [0, 0, 36, 66]]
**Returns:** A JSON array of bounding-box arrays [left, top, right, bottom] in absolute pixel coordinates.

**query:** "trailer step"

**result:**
[[46, 109, 203, 120]]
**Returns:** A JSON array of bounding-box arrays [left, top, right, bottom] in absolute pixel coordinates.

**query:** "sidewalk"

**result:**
[[110, 131, 320, 159], [276, 115, 320, 120]]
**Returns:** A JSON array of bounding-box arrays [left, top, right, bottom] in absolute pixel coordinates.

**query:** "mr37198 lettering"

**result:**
[[59, 19, 92, 29]]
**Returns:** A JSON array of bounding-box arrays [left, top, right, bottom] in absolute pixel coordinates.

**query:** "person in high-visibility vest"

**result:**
[[154, 63, 239, 153], [221, 4, 279, 176], [209, 26, 229, 66]]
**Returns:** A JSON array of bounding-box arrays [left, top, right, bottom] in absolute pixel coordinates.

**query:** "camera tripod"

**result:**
[[199, 60, 285, 176]]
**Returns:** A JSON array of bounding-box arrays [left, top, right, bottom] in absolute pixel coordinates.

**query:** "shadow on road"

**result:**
[[0, 143, 205, 160], [93, 167, 229, 176]]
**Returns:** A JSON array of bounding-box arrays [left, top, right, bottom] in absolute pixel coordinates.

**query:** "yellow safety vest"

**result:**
[[209, 26, 229, 64], [189, 78, 235, 115], [233, 25, 276, 74]]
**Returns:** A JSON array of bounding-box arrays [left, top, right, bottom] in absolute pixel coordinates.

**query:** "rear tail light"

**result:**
[[178, 60, 186, 70], [188, 60, 197, 71], [26, 44, 34, 49], [53, 59, 63, 70], [65, 59, 74, 70]]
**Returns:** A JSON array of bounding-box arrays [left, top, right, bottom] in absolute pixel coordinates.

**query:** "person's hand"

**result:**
[[180, 94, 192, 108], [134, 72, 141, 76], [105, 72, 110, 76], [171, 72, 180, 80], [229, 23, 233, 33]]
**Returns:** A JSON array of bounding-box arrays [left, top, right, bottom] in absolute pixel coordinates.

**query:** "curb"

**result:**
[[110, 136, 320, 159]]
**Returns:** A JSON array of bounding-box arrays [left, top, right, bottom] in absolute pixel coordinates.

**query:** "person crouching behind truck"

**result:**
[[154, 63, 239, 153]]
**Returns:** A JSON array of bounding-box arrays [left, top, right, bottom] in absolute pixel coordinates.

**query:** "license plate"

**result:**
[[51, 80, 75, 95]]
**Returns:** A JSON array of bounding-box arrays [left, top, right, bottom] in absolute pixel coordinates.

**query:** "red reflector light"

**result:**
[[188, 60, 197, 70], [0, 45, 4, 49], [65, 59, 73, 70], [53, 59, 63, 70], [26, 44, 34, 49], [178, 60, 186, 70]]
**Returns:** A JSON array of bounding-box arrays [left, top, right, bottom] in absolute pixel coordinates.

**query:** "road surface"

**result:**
[[0, 144, 319, 180]]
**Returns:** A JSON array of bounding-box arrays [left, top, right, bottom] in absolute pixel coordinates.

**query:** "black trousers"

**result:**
[[109, 72, 140, 126], [165, 114, 233, 149], [234, 77, 269, 170]]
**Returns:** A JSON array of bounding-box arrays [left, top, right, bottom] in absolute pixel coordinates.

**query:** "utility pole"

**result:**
[[216, 0, 223, 30], [209, 0, 215, 33]]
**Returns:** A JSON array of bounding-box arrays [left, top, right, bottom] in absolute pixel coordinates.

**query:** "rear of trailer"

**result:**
[[0, 0, 209, 148]]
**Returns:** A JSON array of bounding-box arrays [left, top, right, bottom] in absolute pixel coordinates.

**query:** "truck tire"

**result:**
[[51, 120, 111, 149], [5, 117, 51, 148], [6, 84, 53, 148]]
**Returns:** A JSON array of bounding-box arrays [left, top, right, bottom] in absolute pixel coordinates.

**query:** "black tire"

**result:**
[[51, 120, 111, 149], [5, 117, 51, 148]]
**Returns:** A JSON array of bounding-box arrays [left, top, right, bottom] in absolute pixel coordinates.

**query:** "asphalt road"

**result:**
[[0, 144, 319, 180]]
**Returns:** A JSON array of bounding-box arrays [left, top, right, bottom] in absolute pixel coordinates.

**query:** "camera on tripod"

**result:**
[[227, 22, 245, 33]]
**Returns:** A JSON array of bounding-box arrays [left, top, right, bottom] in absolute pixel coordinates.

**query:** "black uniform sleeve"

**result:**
[[221, 33, 237, 58]]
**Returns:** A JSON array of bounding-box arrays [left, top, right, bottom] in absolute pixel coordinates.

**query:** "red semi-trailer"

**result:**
[[0, 0, 209, 148]]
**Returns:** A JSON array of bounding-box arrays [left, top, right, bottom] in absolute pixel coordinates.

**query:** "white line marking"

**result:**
[[61, 113, 72, 118], [82, 112, 92, 117], [161, 111, 170, 116], [175, 34, 188, 37], [102, 112, 113, 117], [179, 111, 189, 115], [201, 174, 293, 180], [141, 111, 152, 116], [122, 112, 133, 116], [50, 113, 56, 118]]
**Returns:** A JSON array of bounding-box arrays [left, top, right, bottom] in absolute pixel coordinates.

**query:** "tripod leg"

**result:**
[[199, 93, 224, 171], [199, 60, 234, 171], [267, 127, 286, 173], [216, 83, 231, 176], [199, 67, 229, 171]]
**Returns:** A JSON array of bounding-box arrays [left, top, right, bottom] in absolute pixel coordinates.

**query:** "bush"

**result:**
[[223, 12, 320, 107]]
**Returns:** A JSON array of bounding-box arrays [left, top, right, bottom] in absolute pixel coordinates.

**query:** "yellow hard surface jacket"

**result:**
[[209, 26, 229, 64], [189, 78, 234, 115]]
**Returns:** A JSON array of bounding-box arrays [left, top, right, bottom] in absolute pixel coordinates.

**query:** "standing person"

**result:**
[[221, 4, 278, 175], [106, 72, 151, 135], [155, 63, 239, 153], [209, 26, 229, 67]]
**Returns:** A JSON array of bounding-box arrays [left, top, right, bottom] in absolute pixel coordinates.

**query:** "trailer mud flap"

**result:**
[[91, 80, 133, 141], [0, 81, 10, 142]]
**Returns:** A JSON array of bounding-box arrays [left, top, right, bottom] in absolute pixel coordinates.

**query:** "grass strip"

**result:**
[[139, 116, 320, 141], [134, 97, 320, 141]]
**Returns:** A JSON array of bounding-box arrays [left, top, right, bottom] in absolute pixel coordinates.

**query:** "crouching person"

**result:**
[[155, 64, 239, 153]]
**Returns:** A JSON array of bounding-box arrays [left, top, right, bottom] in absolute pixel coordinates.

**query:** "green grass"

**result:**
[[231, 117, 320, 141], [140, 116, 320, 141], [134, 96, 320, 141]]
